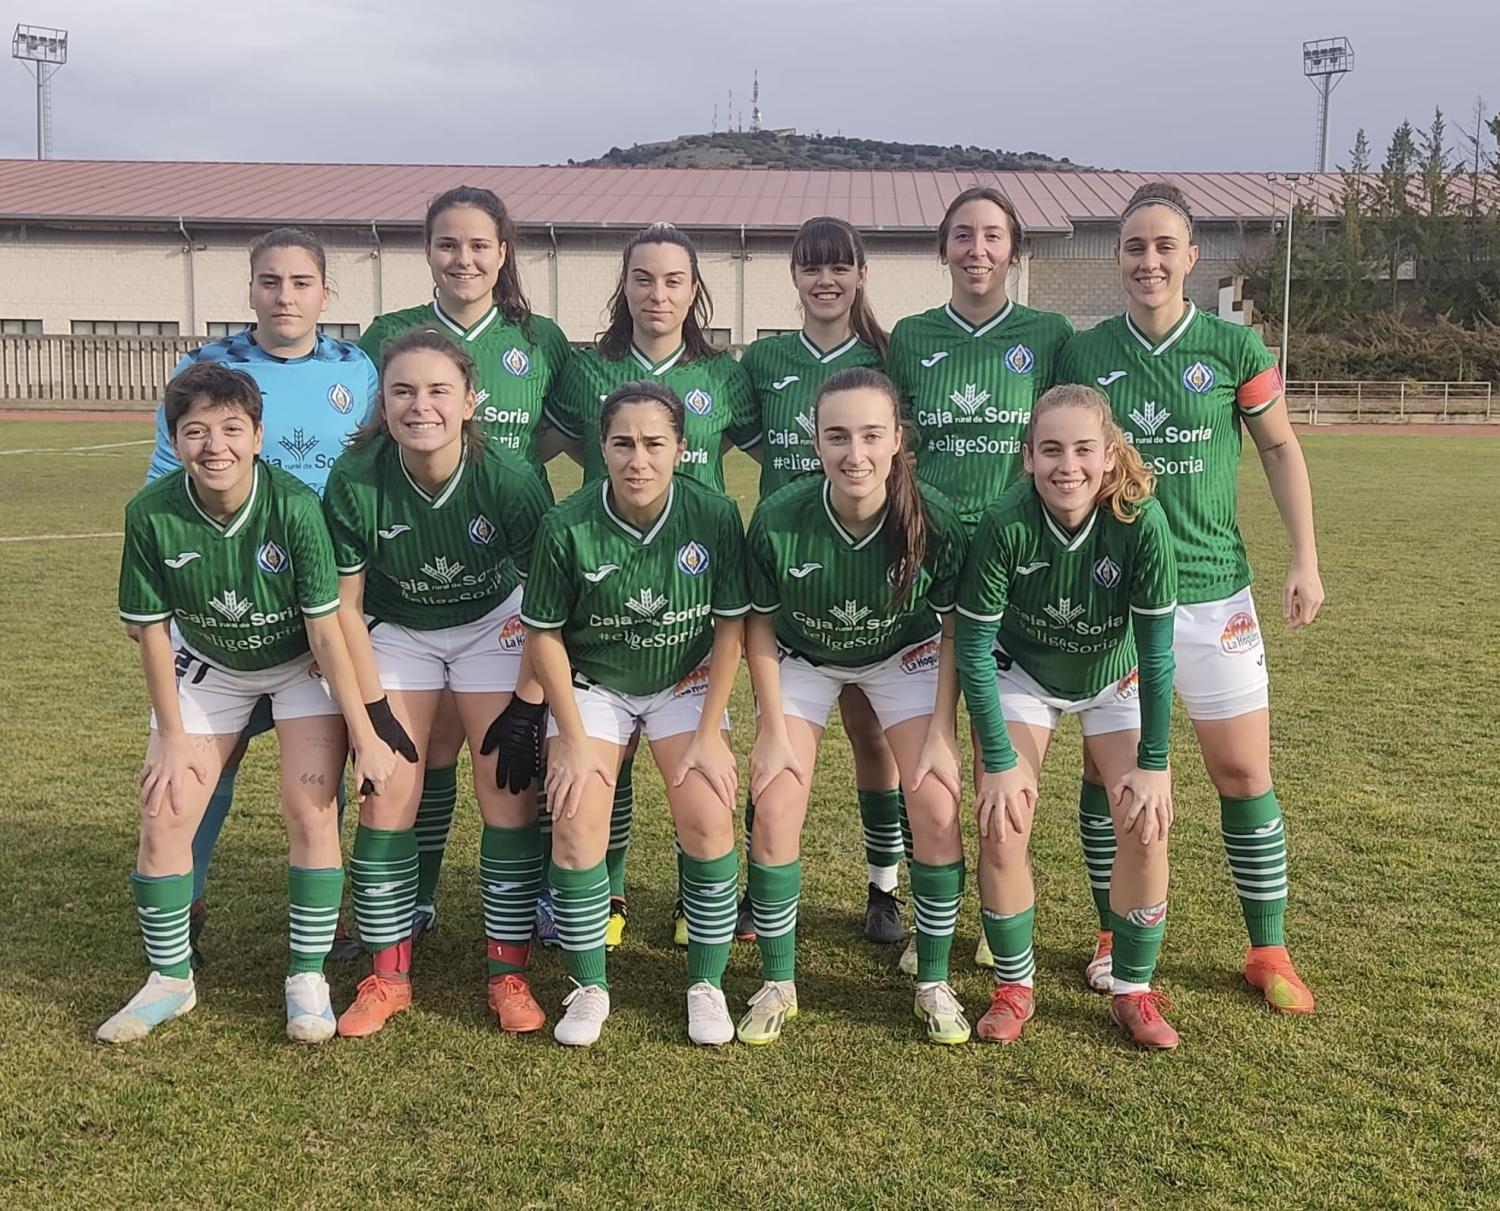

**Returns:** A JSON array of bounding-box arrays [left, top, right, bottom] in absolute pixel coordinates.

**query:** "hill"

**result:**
[[576, 130, 1083, 171]]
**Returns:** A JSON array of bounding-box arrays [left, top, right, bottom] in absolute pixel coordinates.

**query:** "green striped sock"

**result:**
[[536, 774, 552, 882], [859, 789, 904, 890], [605, 757, 634, 899], [1078, 780, 1116, 930], [1110, 903, 1167, 990], [132, 870, 193, 979], [909, 859, 964, 984], [681, 849, 738, 987], [1221, 791, 1288, 947], [749, 859, 801, 983], [981, 904, 1036, 987], [898, 793, 914, 863], [287, 865, 343, 975], [414, 763, 457, 906], [481, 823, 543, 974], [350, 825, 418, 956], [550, 860, 610, 988]]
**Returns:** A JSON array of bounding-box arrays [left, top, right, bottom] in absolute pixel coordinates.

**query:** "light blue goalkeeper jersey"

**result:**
[[145, 327, 377, 496]]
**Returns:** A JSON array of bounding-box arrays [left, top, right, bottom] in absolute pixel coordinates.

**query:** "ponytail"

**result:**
[[1024, 384, 1153, 522], [424, 186, 534, 336], [814, 367, 927, 606]]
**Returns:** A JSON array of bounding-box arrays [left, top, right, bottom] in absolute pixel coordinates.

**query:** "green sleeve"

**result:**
[[544, 355, 586, 440], [711, 499, 752, 617], [1054, 333, 1080, 386], [738, 342, 767, 450], [1129, 502, 1178, 615], [537, 319, 576, 433], [322, 464, 369, 575], [1132, 610, 1175, 772], [885, 322, 920, 446], [501, 459, 553, 578], [118, 499, 172, 625], [927, 501, 969, 613], [519, 514, 575, 630], [286, 491, 341, 618], [723, 357, 760, 451], [357, 316, 391, 368], [955, 613, 1016, 774], [745, 507, 779, 613], [1042, 316, 1077, 391]]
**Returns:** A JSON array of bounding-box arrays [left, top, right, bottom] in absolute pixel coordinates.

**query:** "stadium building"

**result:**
[[0, 161, 1342, 345]]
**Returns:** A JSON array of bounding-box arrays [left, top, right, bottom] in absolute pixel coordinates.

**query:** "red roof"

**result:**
[[0, 159, 1353, 232]]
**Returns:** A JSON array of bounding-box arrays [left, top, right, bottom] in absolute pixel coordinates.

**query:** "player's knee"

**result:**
[[282, 796, 337, 851], [1113, 825, 1167, 865], [979, 827, 1030, 869], [1205, 762, 1270, 800]]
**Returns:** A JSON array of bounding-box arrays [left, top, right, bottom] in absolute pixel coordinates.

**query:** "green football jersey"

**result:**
[[956, 481, 1177, 700], [1055, 303, 1282, 604], [119, 460, 340, 672], [747, 477, 966, 667], [323, 437, 550, 631], [521, 476, 751, 696], [545, 344, 758, 493], [359, 300, 572, 491], [887, 301, 1073, 525], [741, 331, 882, 497]]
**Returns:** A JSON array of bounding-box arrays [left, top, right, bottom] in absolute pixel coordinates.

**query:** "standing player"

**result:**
[[101, 362, 397, 1044], [956, 384, 1180, 1048], [740, 368, 970, 1046], [739, 217, 905, 945], [1056, 181, 1324, 1013], [520, 381, 750, 1047], [359, 186, 574, 938], [545, 222, 758, 946], [142, 227, 377, 969], [887, 186, 1074, 968], [323, 330, 553, 1038]]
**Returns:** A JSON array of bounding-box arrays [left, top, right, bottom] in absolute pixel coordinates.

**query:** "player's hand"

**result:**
[[480, 695, 547, 794], [672, 732, 739, 810], [749, 725, 805, 801], [1283, 560, 1325, 630], [975, 766, 1036, 842], [352, 738, 399, 803], [911, 723, 962, 802], [365, 697, 419, 764], [544, 734, 615, 820], [1112, 766, 1173, 844], [138, 732, 209, 818]]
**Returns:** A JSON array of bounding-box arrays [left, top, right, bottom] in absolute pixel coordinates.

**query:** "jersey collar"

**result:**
[[602, 478, 676, 545], [629, 342, 685, 376], [798, 331, 860, 364], [185, 461, 262, 538], [430, 299, 500, 343], [1124, 301, 1197, 356], [943, 299, 1014, 339], [1039, 494, 1099, 552], [823, 479, 886, 549], [399, 444, 467, 509]]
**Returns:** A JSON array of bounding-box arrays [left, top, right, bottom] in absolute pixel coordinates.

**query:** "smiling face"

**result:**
[[603, 399, 684, 513], [248, 245, 329, 348], [172, 398, 264, 498], [814, 384, 901, 506], [380, 347, 476, 455], [794, 257, 865, 328], [426, 204, 506, 312], [1023, 403, 1117, 519], [942, 198, 1016, 307], [625, 241, 697, 345], [1118, 204, 1198, 313]]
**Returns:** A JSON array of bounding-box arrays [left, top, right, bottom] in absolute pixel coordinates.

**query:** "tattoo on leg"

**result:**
[[1125, 901, 1167, 927]]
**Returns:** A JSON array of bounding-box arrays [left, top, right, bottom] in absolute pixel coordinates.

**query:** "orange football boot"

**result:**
[[975, 983, 1035, 1043], [1244, 945, 1316, 1014], [1111, 990, 1180, 1050], [337, 974, 412, 1038], [488, 973, 546, 1033]]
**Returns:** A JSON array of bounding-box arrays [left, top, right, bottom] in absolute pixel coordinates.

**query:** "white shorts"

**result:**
[[996, 659, 1141, 736], [1173, 587, 1270, 721], [779, 638, 941, 732], [546, 660, 727, 747], [369, 589, 525, 694], [160, 645, 337, 736]]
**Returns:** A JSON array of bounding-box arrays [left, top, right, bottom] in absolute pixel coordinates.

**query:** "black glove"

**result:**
[[480, 696, 547, 794], [365, 696, 418, 763]]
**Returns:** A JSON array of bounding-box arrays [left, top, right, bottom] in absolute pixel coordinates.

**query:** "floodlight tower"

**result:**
[[1303, 37, 1353, 172], [12, 24, 68, 160]]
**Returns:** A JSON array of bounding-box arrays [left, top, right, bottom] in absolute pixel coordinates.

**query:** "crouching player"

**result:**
[[741, 367, 971, 1045], [101, 362, 398, 1045], [518, 380, 749, 1047], [955, 384, 1182, 1048], [322, 329, 553, 1038]]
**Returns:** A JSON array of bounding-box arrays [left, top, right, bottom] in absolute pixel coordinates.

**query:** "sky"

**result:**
[[2, 0, 1497, 172]]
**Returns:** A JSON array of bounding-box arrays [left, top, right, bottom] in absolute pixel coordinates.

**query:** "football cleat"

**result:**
[[735, 980, 799, 1046], [336, 973, 412, 1039], [284, 972, 337, 1044], [1111, 989, 1180, 1049], [975, 982, 1035, 1044], [605, 898, 628, 950], [686, 981, 734, 1046], [1085, 929, 1114, 993], [914, 980, 970, 1045], [96, 972, 197, 1044], [554, 982, 610, 1047], [487, 973, 546, 1034], [1244, 946, 1316, 1014], [864, 884, 906, 945]]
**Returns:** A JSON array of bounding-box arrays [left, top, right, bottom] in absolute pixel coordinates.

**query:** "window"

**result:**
[[1, 319, 42, 335], [206, 321, 249, 338], [756, 328, 800, 340], [71, 320, 180, 336], [318, 322, 362, 340], [706, 327, 733, 349]]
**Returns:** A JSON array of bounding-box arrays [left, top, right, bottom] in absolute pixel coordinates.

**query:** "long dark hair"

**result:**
[[791, 216, 888, 360], [813, 366, 927, 607], [937, 185, 1024, 265], [424, 186, 533, 335], [598, 223, 719, 364], [348, 327, 486, 461]]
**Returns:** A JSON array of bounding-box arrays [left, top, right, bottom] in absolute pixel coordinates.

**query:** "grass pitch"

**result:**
[[0, 421, 1496, 1209]]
